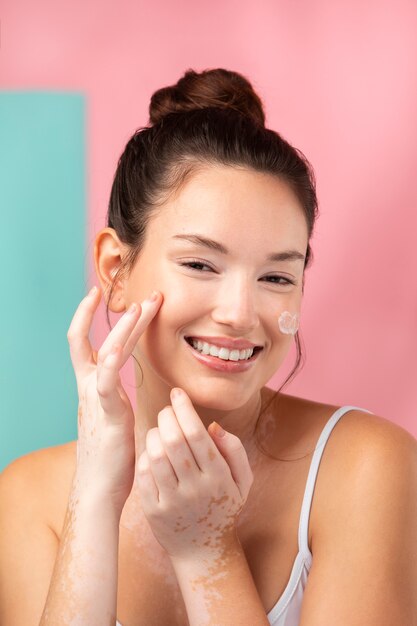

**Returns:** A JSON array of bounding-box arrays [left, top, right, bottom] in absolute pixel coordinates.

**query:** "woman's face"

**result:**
[[125, 165, 308, 411]]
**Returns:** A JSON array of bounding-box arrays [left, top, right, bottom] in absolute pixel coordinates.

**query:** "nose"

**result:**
[[210, 276, 260, 333]]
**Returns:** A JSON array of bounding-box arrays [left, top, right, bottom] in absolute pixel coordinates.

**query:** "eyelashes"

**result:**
[[178, 261, 296, 286]]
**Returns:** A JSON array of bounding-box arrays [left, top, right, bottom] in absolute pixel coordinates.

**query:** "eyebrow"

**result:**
[[171, 233, 305, 263]]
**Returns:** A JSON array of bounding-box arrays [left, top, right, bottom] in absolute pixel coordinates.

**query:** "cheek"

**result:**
[[162, 270, 203, 304]]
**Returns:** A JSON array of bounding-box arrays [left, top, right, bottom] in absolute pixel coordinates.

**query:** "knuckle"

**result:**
[[148, 450, 165, 463], [228, 438, 244, 453], [227, 432, 242, 446], [68, 337, 83, 353], [96, 381, 111, 398], [101, 355, 114, 368], [164, 435, 183, 449], [138, 460, 150, 474], [186, 428, 205, 444]]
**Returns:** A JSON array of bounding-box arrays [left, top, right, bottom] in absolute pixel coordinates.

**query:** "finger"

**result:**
[[96, 343, 132, 425], [136, 450, 159, 505], [169, 388, 223, 473], [157, 406, 200, 484], [118, 294, 162, 366], [67, 286, 102, 379], [208, 422, 254, 500], [146, 427, 178, 497], [69, 289, 162, 382], [99, 292, 162, 368]]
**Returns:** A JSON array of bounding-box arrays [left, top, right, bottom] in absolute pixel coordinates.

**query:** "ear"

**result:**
[[93, 227, 128, 313]]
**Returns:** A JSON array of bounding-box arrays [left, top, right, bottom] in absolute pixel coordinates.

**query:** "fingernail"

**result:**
[[149, 290, 159, 302], [171, 387, 182, 400], [88, 285, 98, 297], [212, 421, 226, 437], [127, 303, 137, 314]]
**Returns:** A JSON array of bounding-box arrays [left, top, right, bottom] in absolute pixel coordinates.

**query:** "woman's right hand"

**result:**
[[66, 286, 163, 515]]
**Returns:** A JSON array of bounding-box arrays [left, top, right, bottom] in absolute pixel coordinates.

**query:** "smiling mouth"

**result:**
[[184, 337, 263, 360]]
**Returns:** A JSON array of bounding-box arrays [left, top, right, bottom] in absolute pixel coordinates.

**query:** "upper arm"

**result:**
[[300, 415, 417, 626], [0, 452, 60, 626]]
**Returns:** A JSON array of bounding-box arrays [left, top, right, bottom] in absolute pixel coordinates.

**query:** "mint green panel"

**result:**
[[0, 92, 86, 472]]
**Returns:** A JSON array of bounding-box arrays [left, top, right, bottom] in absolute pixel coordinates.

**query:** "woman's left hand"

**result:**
[[136, 387, 254, 561]]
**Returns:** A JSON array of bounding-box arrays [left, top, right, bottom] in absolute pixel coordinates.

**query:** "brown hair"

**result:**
[[104, 67, 319, 461]]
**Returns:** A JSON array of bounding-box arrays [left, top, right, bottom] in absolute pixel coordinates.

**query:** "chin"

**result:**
[[177, 379, 257, 411]]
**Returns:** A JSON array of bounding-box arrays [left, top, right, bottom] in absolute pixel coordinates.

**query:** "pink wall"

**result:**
[[2, 0, 416, 436]]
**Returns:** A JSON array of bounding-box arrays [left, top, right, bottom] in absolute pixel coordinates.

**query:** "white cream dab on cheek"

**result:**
[[278, 311, 299, 335]]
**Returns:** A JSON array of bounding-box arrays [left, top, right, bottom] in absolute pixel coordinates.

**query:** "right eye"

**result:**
[[179, 261, 213, 272]]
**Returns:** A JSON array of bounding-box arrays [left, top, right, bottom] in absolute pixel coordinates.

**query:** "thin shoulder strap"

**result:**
[[298, 405, 374, 558]]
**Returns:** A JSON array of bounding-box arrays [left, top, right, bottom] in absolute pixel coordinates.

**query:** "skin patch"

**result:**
[[278, 311, 299, 335]]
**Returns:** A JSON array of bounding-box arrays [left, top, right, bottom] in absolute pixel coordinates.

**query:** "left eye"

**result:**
[[179, 261, 295, 286]]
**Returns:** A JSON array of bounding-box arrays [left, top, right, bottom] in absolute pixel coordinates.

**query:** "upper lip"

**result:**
[[185, 335, 263, 350]]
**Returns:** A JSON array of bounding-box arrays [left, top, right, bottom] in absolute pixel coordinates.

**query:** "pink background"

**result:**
[[2, 0, 416, 437]]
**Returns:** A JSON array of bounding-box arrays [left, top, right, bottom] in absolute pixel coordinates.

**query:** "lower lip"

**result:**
[[183, 338, 262, 373]]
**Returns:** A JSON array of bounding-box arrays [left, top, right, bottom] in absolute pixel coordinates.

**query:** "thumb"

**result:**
[[208, 421, 254, 500], [208, 420, 227, 439]]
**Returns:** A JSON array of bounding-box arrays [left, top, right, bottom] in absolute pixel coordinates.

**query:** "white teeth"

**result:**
[[190, 339, 254, 361]]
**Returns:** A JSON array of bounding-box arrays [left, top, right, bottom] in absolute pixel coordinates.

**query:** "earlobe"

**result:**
[[93, 227, 127, 313]]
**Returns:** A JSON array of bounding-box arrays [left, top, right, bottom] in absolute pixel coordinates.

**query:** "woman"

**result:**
[[1, 68, 416, 626]]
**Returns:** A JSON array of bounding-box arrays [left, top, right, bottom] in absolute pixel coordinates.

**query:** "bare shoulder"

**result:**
[[0, 440, 77, 537], [270, 390, 417, 534], [293, 402, 417, 623], [274, 390, 417, 461], [316, 403, 417, 480], [305, 398, 417, 525], [0, 444, 78, 624]]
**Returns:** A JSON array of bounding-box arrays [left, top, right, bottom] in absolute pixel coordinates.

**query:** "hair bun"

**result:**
[[149, 67, 266, 127]]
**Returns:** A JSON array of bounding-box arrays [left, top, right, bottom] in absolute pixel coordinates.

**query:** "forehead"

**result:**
[[149, 165, 308, 248]]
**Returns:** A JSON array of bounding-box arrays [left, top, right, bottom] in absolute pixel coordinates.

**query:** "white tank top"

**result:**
[[116, 405, 372, 626]]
